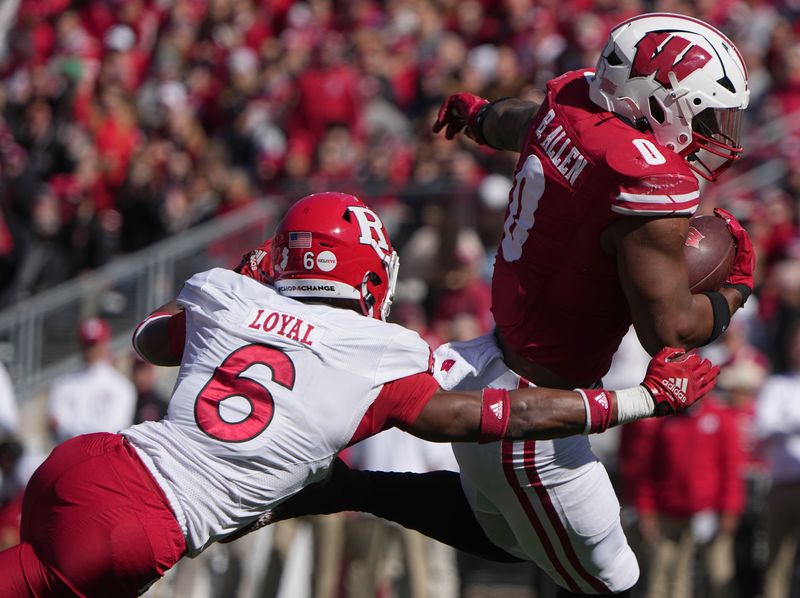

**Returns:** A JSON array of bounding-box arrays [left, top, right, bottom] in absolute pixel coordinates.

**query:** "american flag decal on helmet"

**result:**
[[288, 232, 312, 248]]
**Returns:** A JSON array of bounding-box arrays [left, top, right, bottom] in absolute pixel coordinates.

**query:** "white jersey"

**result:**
[[122, 268, 431, 555]]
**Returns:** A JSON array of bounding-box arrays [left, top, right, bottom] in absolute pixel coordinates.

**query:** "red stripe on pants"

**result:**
[[521, 440, 610, 593], [0, 433, 186, 597], [501, 438, 581, 592]]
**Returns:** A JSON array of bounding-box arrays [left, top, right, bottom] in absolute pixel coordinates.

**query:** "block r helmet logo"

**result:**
[[348, 205, 390, 261], [631, 32, 712, 88]]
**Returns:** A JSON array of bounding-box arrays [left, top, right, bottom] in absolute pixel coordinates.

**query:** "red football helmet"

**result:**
[[271, 192, 399, 321]]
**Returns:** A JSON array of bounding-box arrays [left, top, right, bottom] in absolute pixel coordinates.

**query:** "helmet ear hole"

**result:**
[[693, 108, 720, 136], [716, 76, 735, 93], [607, 50, 623, 66], [649, 97, 665, 124]]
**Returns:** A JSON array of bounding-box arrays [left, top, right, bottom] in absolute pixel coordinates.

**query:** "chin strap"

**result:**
[[619, 97, 651, 132], [359, 272, 378, 318]]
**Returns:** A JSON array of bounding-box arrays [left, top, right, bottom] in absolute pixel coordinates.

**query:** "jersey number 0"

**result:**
[[502, 155, 545, 262], [194, 344, 296, 442]]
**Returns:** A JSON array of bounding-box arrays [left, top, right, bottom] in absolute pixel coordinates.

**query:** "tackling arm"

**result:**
[[407, 385, 600, 442], [405, 347, 718, 442], [219, 348, 718, 549], [610, 216, 745, 354], [133, 240, 273, 368]]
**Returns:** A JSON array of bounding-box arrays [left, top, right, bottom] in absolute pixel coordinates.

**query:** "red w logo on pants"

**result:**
[[631, 32, 712, 88]]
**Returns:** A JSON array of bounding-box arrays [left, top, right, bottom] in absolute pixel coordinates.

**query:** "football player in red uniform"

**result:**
[[440, 12, 754, 381], [260, 14, 756, 597]]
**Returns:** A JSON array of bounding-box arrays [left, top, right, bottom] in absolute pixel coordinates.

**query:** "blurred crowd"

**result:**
[[2, 0, 800, 596], [0, 0, 795, 317]]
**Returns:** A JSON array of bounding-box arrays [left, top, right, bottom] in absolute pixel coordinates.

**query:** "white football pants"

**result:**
[[435, 334, 639, 594]]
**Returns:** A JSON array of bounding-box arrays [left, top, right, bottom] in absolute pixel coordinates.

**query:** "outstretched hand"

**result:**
[[432, 93, 489, 142], [641, 347, 719, 416]]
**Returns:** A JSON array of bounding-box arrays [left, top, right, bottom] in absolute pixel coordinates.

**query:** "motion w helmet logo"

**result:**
[[631, 32, 712, 88]]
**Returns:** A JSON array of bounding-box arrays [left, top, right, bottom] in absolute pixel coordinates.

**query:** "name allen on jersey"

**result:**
[[534, 108, 588, 186]]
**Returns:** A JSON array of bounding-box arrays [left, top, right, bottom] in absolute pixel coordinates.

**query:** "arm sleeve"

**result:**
[[373, 327, 434, 387], [348, 373, 441, 445]]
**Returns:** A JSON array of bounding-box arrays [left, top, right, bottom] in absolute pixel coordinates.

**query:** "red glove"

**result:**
[[233, 239, 273, 284], [713, 208, 755, 300], [432, 93, 489, 143], [641, 347, 719, 416]]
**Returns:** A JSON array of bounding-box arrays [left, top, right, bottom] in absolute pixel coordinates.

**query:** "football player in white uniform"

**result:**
[[0, 192, 718, 597]]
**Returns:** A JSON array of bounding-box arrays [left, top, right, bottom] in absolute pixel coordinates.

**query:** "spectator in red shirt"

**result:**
[[287, 32, 364, 148], [636, 395, 746, 598]]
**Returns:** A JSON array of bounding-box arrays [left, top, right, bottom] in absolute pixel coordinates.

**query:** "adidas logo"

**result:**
[[489, 400, 504, 420], [662, 377, 689, 403], [593, 392, 609, 410]]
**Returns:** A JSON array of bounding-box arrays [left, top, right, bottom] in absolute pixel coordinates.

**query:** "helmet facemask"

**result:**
[[359, 250, 399, 321], [680, 106, 745, 180]]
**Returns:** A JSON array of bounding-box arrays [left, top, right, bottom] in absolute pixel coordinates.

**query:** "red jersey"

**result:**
[[634, 397, 745, 518], [493, 70, 700, 385]]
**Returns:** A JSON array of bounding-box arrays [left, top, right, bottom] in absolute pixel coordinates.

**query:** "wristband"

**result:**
[[723, 283, 752, 306], [479, 388, 510, 443], [614, 386, 656, 425], [577, 389, 614, 434], [701, 290, 732, 345], [473, 97, 513, 150]]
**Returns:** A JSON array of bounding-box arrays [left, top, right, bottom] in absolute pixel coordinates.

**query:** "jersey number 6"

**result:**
[[194, 344, 296, 442]]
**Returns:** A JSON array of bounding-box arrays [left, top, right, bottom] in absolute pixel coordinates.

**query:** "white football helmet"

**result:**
[[589, 13, 749, 180]]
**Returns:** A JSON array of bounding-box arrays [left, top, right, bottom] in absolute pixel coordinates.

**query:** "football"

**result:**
[[684, 215, 737, 293]]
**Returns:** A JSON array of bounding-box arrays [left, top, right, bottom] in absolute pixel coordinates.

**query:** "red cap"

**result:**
[[78, 317, 111, 345]]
